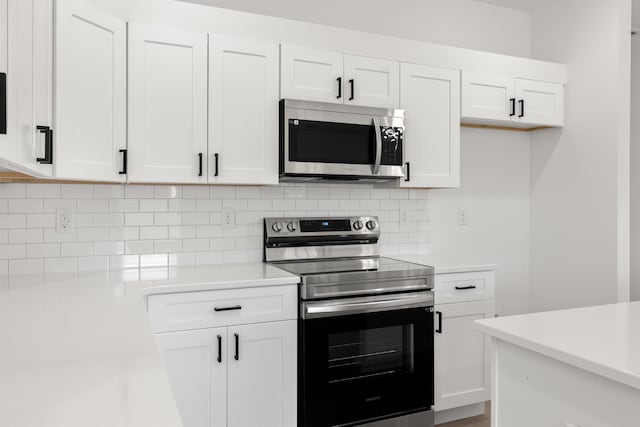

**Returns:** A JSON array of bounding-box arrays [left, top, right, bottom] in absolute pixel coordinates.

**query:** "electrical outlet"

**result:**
[[56, 209, 73, 233], [457, 208, 468, 226], [222, 208, 235, 228]]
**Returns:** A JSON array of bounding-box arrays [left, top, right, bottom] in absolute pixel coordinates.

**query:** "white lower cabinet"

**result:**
[[434, 270, 495, 420], [150, 286, 297, 427], [155, 328, 228, 427]]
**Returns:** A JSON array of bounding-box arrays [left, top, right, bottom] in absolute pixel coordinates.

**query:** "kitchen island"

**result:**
[[475, 302, 640, 427]]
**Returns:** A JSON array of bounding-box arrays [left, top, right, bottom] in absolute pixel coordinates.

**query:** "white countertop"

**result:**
[[389, 254, 498, 274], [476, 302, 640, 391], [0, 263, 300, 427]]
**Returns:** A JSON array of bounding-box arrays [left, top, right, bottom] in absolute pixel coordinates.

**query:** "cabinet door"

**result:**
[[209, 36, 279, 185], [155, 328, 227, 427], [128, 24, 208, 184], [344, 54, 399, 108], [400, 63, 460, 188], [461, 72, 514, 122], [227, 320, 296, 427], [514, 78, 564, 127], [12, 0, 52, 177], [55, 0, 126, 181], [0, 0, 14, 161], [434, 300, 494, 412], [280, 44, 343, 104]]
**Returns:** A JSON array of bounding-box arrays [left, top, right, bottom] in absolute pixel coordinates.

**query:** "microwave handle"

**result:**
[[372, 118, 382, 175]]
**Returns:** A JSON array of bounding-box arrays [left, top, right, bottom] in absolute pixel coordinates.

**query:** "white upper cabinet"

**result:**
[[280, 45, 344, 104], [155, 328, 228, 427], [0, 0, 53, 177], [0, 0, 13, 161], [128, 24, 208, 184], [343, 55, 399, 108], [461, 72, 514, 123], [400, 63, 460, 188], [209, 35, 279, 185], [227, 321, 296, 427], [55, 0, 126, 182], [514, 78, 564, 127], [281, 45, 400, 108], [461, 71, 564, 128]]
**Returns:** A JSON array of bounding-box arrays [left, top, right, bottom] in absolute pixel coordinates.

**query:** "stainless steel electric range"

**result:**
[[264, 216, 435, 427]]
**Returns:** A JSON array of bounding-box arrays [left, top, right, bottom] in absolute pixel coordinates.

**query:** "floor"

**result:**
[[437, 402, 491, 427]]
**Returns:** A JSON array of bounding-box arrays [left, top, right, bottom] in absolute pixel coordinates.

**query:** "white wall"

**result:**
[[430, 128, 531, 315], [530, 0, 631, 311], [179, 0, 532, 57]]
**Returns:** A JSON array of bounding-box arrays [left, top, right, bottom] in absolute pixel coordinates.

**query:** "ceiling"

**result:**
[[473, 0, 556, 12]]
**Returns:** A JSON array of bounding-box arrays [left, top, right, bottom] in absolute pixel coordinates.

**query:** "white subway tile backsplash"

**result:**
[[0, 183, 430, 275], [9, 199, 43, 213], [27, 184, 60, 199], [10, 258, 43, 275], [61, 184, 93, 199], [9, 229, 43, 244], [139, 226, 169, 240]]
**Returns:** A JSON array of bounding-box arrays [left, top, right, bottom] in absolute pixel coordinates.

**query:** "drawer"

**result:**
[[434, 271, 495, 304], [148, 285, 298, 333]]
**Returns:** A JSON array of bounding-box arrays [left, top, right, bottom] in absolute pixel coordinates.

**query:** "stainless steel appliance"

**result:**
[[279, 100, 407, 183], [265, 216, 434, 427]]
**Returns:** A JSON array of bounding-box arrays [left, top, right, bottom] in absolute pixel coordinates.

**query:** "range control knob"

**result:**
[[271, 222, 283, 232], [287, 221, 297, 232], [353, 220, 363, 230], [366, 220, 377, 230]]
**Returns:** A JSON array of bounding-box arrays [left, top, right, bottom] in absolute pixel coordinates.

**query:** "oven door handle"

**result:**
[[371, 117, 382, 175], [302, 292, 433, 319]]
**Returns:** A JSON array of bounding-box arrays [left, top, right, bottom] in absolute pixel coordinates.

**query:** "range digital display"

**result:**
[[300, 219, 352, 232]]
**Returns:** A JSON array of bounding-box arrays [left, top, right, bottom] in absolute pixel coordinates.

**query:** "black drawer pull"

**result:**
[[119, 149, 128, 175], [214, 305, 242, 312], [337, 77, 342, 99], [405, 162, 411, 182], [349, 79, 354, 101], [519, 99, 525, 118], [214, 153, 219, 177], [198, 152, 203, 177], [509, 98, 516, 117], [36, 126, 53, 164], [435, 311, 442, 334], [0, 73, 6, 134], [455, 285, 477, 290], [234, 333, 239, 361], [217, 335, 222, 363]]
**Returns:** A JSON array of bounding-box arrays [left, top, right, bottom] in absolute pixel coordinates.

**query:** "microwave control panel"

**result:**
[[380, 126, 403, 166]]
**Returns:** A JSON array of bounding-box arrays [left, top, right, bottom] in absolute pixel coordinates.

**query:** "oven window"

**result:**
[[328, 325, 414, 384], [289, 119, 375, 164]]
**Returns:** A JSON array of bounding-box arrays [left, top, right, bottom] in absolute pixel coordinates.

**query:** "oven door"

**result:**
[[281, 100, 405, 179], [300, 292, 434, 427]]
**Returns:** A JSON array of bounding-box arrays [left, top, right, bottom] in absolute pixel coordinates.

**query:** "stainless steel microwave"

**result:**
[[279, 99, 406, 183]]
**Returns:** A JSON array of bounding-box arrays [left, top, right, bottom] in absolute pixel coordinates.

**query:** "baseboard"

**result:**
[[435, 402, 486, 425]]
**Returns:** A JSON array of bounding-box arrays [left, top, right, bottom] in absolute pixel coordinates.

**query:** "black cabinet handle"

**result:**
[[36, 126, 53, 165], [404, 162, 411, 182], [119, 149, 127, 175], [217, 335, 222, 363], [214, 153, 219, 177], [0, 73, 6, 134], [336, 77, 342, 99], [436, 311, 443, 334], [214, 305, 242, 312], [349, 79, 354, 101], [518, 99, 525, 118], [455, 285, 477, 290], [509, 98, 516, 117], [198, 152, 203, 177], [234, 333, 239, 361]]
